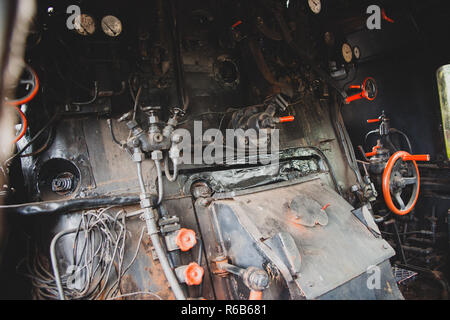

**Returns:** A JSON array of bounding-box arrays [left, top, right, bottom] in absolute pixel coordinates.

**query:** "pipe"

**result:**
[[167, 0, 189, 111], [5, 113, 59, 165], [390, 128, 413, 154], [135, 162, 185, 300], [72, 81, 98, 105], [107, 119, 124, 147], [50, 227, 79, 300], [136, 162, 146, 194], [146, 213, 186, 300], [154, 159, 164, 205], [0, 195, 140, 216], [217, 263, 269, 300], [164, 155, 178, 182]]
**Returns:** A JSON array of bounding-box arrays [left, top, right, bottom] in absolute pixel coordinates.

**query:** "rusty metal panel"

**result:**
[[212, 178, 396, 299]]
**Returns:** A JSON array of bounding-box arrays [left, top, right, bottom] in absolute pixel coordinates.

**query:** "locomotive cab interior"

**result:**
[[0, 0, 449, 301]]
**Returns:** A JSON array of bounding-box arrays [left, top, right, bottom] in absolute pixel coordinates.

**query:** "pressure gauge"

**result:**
[[101, 15, 122, 37], [353, 46, 361, 60], [74, 14, 96, 36], [308, 0, 321, 14], [342, 43, 353, 63]]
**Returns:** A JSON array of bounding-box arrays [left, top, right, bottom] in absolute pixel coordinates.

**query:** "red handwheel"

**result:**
[[382, 151, 430, 216], [345, 77, 378, 104]]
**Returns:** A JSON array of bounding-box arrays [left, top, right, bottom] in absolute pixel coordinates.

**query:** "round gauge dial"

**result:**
[[308, 0, 321, 14], [353, 46, 361, 60], [342, 43, 353, 63], [101, 15, 122, 37], [74, 14, 96, 36]]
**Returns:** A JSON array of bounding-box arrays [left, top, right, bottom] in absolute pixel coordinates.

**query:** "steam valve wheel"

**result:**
[[382, 151, 430, 216], [345, 77, 377, 104]]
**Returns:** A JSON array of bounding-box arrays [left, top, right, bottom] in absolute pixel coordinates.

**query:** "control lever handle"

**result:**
[[365, 145, 381, 158], [278, 116, 295, 123], [345, 77, 377, 104]]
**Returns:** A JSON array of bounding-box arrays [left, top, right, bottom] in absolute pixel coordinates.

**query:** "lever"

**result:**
[[345, 77, 378, 104]]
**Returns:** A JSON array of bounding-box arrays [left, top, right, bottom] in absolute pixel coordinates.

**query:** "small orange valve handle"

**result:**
[[278, 116, 295, 123], [367, 118, 381, 124], [176, 228, 197, 252], [345, 91, 365, 104], [345, 77, 377, 104], [382, 8, 395, 23], [232, 20, 243, 29], [365, 145, 381, 158], [184, 263, 204, 286], [401, 154, 430, 162], [249, 290, 263, 300], [382, 151, 430, 216]]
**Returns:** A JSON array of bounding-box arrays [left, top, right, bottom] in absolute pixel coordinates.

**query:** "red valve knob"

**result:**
[[185, 263, 204, 286], [367, 119, 381, 124], [176, 228, 197, 252], [279, 116, 295, 123]]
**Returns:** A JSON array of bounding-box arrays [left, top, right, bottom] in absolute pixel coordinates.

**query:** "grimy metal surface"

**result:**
[[209, 177, 396, 299]]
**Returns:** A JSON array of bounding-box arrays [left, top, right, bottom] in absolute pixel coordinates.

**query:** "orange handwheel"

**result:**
[[345, 77, 377, 104], [382, 151, 430, 216]]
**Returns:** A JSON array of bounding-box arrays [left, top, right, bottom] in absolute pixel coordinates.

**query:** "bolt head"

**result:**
[[132, 152, 144, 162]]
